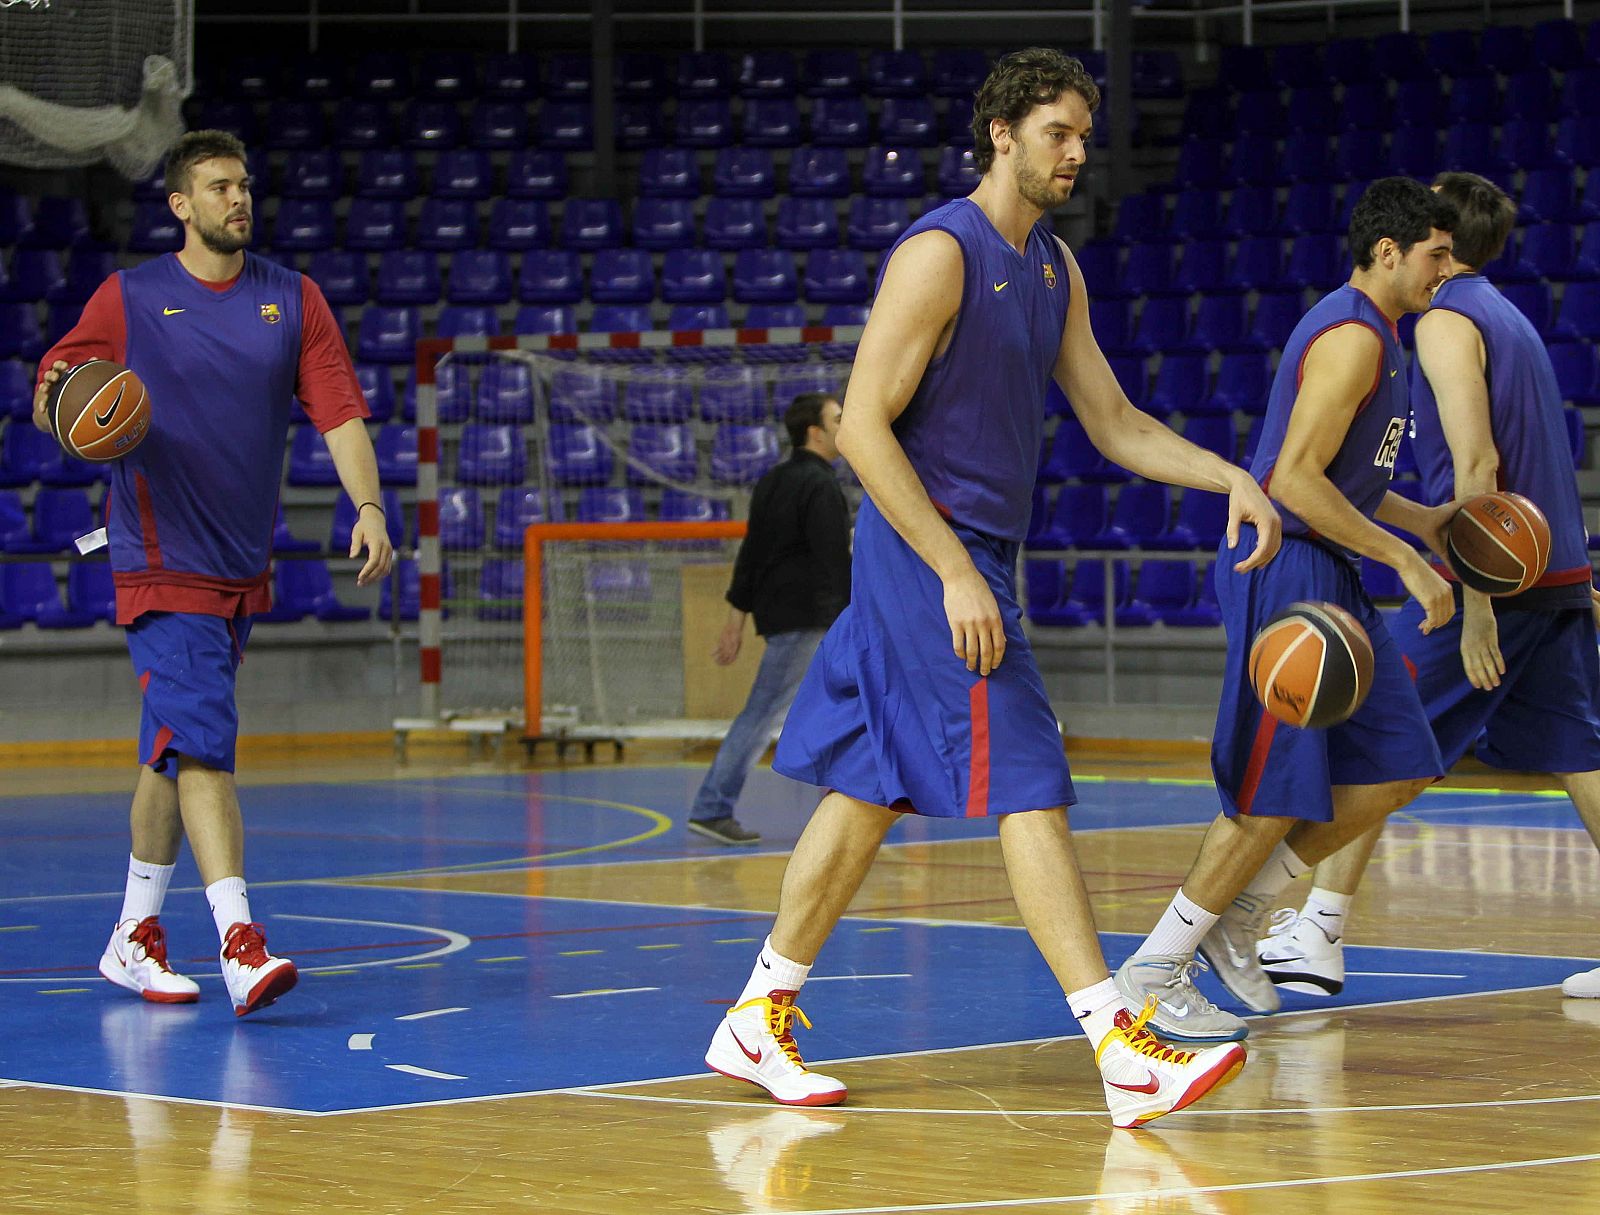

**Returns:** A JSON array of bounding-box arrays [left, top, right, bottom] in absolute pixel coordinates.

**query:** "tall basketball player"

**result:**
[[702, 48, 1282, 1128], [32, 130, 391, 1016]]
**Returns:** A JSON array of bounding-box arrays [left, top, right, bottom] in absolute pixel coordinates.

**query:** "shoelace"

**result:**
[[128, 917, 173, 969], [1153, 956, 1221, 1015], [1265, 907, 1300, 937], [729, 995, 814, 1068], [1116, 1000, 1198, 1066], [223, 923, 270, 967]]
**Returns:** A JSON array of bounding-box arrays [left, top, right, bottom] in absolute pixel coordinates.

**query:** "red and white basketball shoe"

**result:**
[[705, 990, 847, 1106], [1096, 1001, 1247, 1129], [220, 922, 297, 1017], [99, 916, 200, 1004]]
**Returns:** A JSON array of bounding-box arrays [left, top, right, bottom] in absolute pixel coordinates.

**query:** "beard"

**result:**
[[1013, 145, 1070, 211], [195, 212, 251, 255]]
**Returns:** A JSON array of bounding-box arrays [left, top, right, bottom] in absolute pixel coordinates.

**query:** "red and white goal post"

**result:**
[[395, 323, 861, 752]]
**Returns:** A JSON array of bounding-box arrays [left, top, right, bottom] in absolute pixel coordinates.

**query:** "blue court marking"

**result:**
[[0, 883, 1590, 1115]]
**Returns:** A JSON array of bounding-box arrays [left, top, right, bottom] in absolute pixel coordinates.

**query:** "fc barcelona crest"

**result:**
[[260, 302, 282, 324], [1042, 262, 1057, 289]]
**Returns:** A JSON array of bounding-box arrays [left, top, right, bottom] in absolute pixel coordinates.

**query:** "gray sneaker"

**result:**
[[1114, 953, 1249, 1043], [687, 817, 762, 846], [1197, 896, 1281, 1014]]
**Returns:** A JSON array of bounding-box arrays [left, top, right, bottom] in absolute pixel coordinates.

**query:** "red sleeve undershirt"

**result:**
[[296, 275, 369, 432], [36, 274, 126, 383]]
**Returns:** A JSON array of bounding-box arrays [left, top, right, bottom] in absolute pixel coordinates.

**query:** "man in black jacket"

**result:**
[[689, 392, 851, 845]]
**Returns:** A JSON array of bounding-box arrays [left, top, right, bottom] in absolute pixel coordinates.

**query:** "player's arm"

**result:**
[[1410, 305, 1502, 688], [835, 228, 1006, 675], [1272, 324, 1453, 632], [1051, 241, 1280, 572], [32, 275, 126, 434], [719, 490, 765, 665]]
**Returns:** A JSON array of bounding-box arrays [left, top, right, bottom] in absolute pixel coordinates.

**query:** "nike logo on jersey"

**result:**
[[729, 1027, 763, 1065], [1107, 1070, 1162, 1095], [163, 307, 185, 316], [993, 281, 1008, 293], [94, 385, 125, 427]]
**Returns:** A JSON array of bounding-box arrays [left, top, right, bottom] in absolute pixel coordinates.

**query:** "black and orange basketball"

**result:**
[[1445, 492, 1550, 596], [45, 359, 151, 463], [1249, 601, 1375, 729]]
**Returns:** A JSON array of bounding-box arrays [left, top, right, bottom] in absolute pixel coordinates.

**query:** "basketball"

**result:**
[[1249, 601, 1375, 729], [45, 359, 151, 463], [1445, 492, 1550, 596]]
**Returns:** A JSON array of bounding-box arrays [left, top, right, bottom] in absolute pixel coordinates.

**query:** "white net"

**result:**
[[426, 345, 855, 739], [0, 0, 192, 178]]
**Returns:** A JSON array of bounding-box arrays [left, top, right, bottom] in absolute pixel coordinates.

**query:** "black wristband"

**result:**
[[356, 500, 385, 516]]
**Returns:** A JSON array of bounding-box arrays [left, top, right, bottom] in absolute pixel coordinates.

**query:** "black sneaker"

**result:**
[[687, 817, 761, 846]]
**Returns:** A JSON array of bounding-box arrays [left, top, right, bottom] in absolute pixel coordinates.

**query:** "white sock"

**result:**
[[1067, 976, 1126, 1051], [1232, 842, 1311, 918], [1140, 889, 1218, 958], [205, 877, 251, 943], [735, 935, 811, 1008], [1303, 886, 1352, 941], [119, 855, 175, 926]]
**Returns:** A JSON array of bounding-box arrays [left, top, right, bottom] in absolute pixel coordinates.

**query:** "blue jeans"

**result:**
[[690, 628, 825, 823]]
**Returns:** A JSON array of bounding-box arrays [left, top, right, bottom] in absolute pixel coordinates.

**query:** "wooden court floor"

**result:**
[[3, 739, 1599, 1214]]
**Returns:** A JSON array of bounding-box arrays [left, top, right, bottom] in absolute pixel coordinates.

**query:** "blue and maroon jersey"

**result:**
[[39, 253, 366, 623], [1410, 272, 1592, 609], [1249, 285, 1409, 559], [882, 198, 1072, 542]]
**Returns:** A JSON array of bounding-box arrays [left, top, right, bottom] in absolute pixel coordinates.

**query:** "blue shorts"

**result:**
[[1395, 598, 1600, 773], [773, 498, 1075, 818], [1211, 531, 1443, 821], [126, 611, 252, 774]]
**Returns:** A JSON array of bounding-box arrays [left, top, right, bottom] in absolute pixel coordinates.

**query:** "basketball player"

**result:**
[[702, 48, 1281, 1128], [31, 130, 391, 1016], [1257, 172, 1600, 1003], [1114, 178, 1461, 1043]]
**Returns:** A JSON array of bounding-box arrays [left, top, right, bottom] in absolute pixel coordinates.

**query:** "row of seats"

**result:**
[[128, 191, 943, 256]]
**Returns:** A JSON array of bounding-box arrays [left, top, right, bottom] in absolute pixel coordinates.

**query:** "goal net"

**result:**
[[402, 324, 860, 747], [0, 0, 192, 178]]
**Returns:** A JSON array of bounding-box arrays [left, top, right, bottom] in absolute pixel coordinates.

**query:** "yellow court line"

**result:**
[[636, 943, 679, 951], [313, 969, 359, 977], [559, 949, 603, 957], [39, 988, 89, 995], [476, 956, 525, 963]]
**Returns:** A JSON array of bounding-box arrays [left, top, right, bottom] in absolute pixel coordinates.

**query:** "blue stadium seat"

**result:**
[[561, 199, 625, 251], [732, 249, 799, 303], [1121, 243, 1174, 297], [1091, 482, 1171, 550], [744, 302, 806, 329], [1285, 88, 1335, 135], [1021, 560, 1091, 627], [1127, 297, 1189, 357], [943, 97, 975, 147], [471, 101, 531, 150], [739, 50, 797, 98], [287, 424, 341, 486], [788, 145, 851, 198], [519, 250, 583, 304], [1505, 70, 1559, 125], [0, 248, 62, 302], [127, 202, 182, 254], [623, 367, 694, 423], [547, 423, 614, 485], [506, 149, 568, 200], [494, 488, 563, 548], [1145, 353, 1207, 417], [775, 197, 839, 251], [1234, 91, 1287, 139], [1441, 122, 1510, 177], [1221, 187, 1278, 240], [867, 49, 926, 98], [1341, 81, 1393, 132], [626, 424, 697, 484], [437, 306, 498, 339], [1067, 559, 1152, 627], [329, 489, 406, 551], [937, 146, 980, 198], [1281, 133, 1334, 184], [7, 561, 93, 628], [415, 198, 477, 251], [1333, 130, 1388, 182], [589, 248, 655, 304], [431, 149, 491, 200], [345, 198, 407, 251], [1175, 138, 1228, 191], [703, 197, 766, 250], [285, 54, 344, 100], [931, 49, 987, 98], [677, 50, 734, 98], [1219, 43, 1268, 83], [1090, 299, 1133, 353], [1168, 191, 1221, 240], [1172, 241, 1229, 295], [711, 424, 781, 484], [878, 98, 938, 147], [376, 558, 422, 622], [802, 50, 860, 98], [0, 302, 44, 361], [575, 487, 645, 524], [548, 365, 618, 423], [638, 148, 699, 200], [1522, 224, 1578, 281], [677, 99, 735, 148], [587, 305, 651, 345], [468, 361, 530, 424], [351, 51, 410, 99], [744, 97, 803, 148], [375, 250, 440, 305], [1208, 351, 1273, 414], [1499, 120, 1560, 175], [353, 150, 418, 200], [273, 559, 370, 623], [1447, 76, 1500, 125], [513, 304, 577, 335], [804, 248, 869, 303], [846, 196, 911, 250], [1423, 29, 1481, 79], [356, 306, 420, 363], [282, 149, 341, 199], [1285, 233, 1343, 290], [487, 199, 551, 251], [61, 561, 115, 623], [1479, 24, 1533, 74], [1183, 294, 1249, 354], [700, 365, 768, 422], [1160, 490, 1227, 550], [190, 100, 256, 146], [819, 303, 868, 327], [712, 147, 777, 198], [400, 100, 462, 150], [1387, 127, 1441, 178], [1161, 560, 1223, 626], [811, 97, 870, 146], [1393, 79, 1447, 132], [456, 423, 527, 485], [12, 487, 93, 553], [862, 146, 925, 198], [1040, 416, 1126, 483], [660, 490, 729, 522], [1533, 18, 1587, 71], [0, 192, 33, 246], [353, 364, 395, 422], [1519, 169, 1579, 226], [1563, 71, 1600, 130], [1553, 282, 1600, 341], [1133, 49, 1182, 99], [0, 363, 31, 421], [1549, 341, 1600, 406], [661, 249, 726, 304], [1074, 242, 1120, 295], [332, 99, 391, 149], [617, 52, 664, 98], [539, 100, 593, 150], [1226, 236, 1286, 293], [1031, 485, 1108, 550], [618, 101, 665, 151], [1136, 559, 1197, 625]]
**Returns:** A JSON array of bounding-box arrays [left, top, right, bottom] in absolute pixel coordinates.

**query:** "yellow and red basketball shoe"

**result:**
[[1096, 1001, 1246, 1129], [705, 990, 847, 1106]]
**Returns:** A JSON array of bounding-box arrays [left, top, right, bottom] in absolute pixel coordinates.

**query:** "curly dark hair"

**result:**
[[1430, 171, 1515, 270], [1347, 177, 1458, 270], [164, 129, 248, 197], [970, 48, 1101, 174]]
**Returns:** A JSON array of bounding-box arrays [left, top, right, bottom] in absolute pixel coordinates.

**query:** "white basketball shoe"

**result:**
[[1256, 907, 1345, 996], [219, 922, 297, 1017], [705, 990, 847, 1107], [1095, 1001, 1247, 1129], [99, 916, 200, 1004]]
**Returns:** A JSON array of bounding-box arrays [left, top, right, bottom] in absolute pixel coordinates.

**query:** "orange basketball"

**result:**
[[45, 359, 151, 462], [1445, 492, 1550, 596], [1249, 601, 1375, 729]]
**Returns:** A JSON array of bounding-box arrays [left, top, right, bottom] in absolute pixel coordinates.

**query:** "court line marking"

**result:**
[[347, 1034, 374, 1051], [385, 1064, 466, 1081], [807, 974, 913, 983], [553, 986, 660, 1000], [734, 1151, 1600, 1215], [396, 1006, 469, 1022]]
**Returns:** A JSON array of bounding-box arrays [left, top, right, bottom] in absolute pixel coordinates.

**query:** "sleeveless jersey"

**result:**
[[1410, 272, 1592, 609], [884, 198, 1072, 542], [112, 252, 305, 588], [1249, 285, 1409, 559]]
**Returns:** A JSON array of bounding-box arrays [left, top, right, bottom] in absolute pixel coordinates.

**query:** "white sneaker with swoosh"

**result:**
[[1096, 1001, 1247, 1129], [99, 916, 200, 1004], [705, 990, 847, 1106]]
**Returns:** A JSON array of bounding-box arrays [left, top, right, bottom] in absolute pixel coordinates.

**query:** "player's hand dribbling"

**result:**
[[32, 360, 67, 435], [349, 508, 394, 586], [943, 562, 1004, 676], [1399, 551, 1454, 633], [1414, 501, 1456, 564], [1224, 472, 1282, 572], [1459, 596, 1504, 690]]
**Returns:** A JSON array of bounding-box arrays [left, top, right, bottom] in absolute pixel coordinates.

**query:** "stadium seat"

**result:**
[[1172, 241, 1229, 295], [697, 197, 762, 252], [711, 423, 781, 484], [375, 250, 441, 305], [1183, 294, 1249, 354], [0, 193, 34, 247], [377, 558, 421, 622], [744, 302, 806, 330], [677, 99, 735, 148], [811, 97, 870, 146], [942, 97, 975, 147], [631, 198, 696, 252], [867, 49, 926, 98], [414, 198, 477, 251], [931, 49, 986, 98], [637, 148, 699, 200], [1134, 559, 1196, 625], [626, 425, 697, 484], [616, 100, 665, 151], [401, 100, 463, 150], [1558, 116, 1600, 170], [127, 202, 182, 253], [1090, 299, 1134, 354], [430, 149, 491, 200], [1127, 298, 1189, 357], [1533, 18, 1586, 70], [273, 559, 370, 623], [344, 198, 407, 251], [1040, 416, 1125, 483], [661, 248, 727, 304], [587, 304, 652, 339], [804, 249, 870, 303], [542, 53, 589, 98], [846, 196, 911, 250], [1234, 92, 1287, 139], [354, 364, 396, 422], [286, 424, 341, 487], [819, 303, 868, 327], [12, 487, 93, 553], [329, 489, 406, 551], [1501, 119, 1562, 175], [0, 248, 62, 302], [539, 100, 593, 150], [621, 367, 693, 423], [286, 54, 345, 100], [444, 250, 511, 305], [418, 49, 476, 100], [374, 424, 418, 485], [712, 147, 777, 198], [518, 249, 583, 305], [7, 561, 92, 628], [775, 197, 840, 251], [1247, 292, 1303, 353], [1022, 560, 1091, 627], [788, 145, 851, 198], [351, 51, 410, 99], [1159, 490, 1227, 550], [561, 199, 625, 251], [505, 149, 568, 200], [271, 503, 318, 554], [1441, 123, 1510, 178], [700, 365, 768, 422], [1549, 340, 1600, 406], [471, 100, 531, 150], [1122, 243, 1175, 297], [1333, 130, 1387, 182], [1222, 187, 1279, 240], [660, 489, 729, 522], [547, 423, 614, 485], [678, 50, 734, 98], [332, 99, 391, 149], [862, 146, 925, 198], [743, 97, 803, 148], [1067, 559, 1152, 627], [355, 305, 420, 363], [1091, 482, 1171, 550], [802, 49, 860, 98], [551, 367, 623, 425], [494, 487, 563, 548], [0, 363, 31, 421], [306, 251, 369, 307], [513, 305, 577, 336], [454, 423, 527, 486], [1168, 191, 1221, 241], [878, 98, 938, 147], [1284, 233, 1343, 291], [468, 361, 530, 424], [403, 361, 470, 424], [936, 146, 980, 198], [732, 249, 799, 303], [280, 149, 341, 199], [436, 306, 498, 340], [573, 487, 643, 525], [588, 248, 655, 305], [1144, 353, 1208, 417], [1205, 351, 1272, 415], [739, 50, 797, 98], [1281, 133, 1334, 184], [1523, 225, 1579, 282], [478, 559, 526, 620], [60, 561, 115, 624]]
